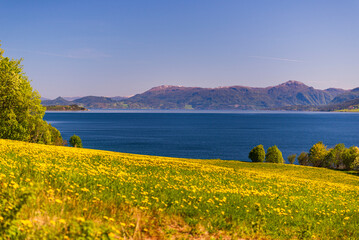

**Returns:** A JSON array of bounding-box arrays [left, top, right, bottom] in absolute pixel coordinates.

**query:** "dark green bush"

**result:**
[[69, 135, 83, 148], [248, 145, 265, 162], [265, 146, 284, 163], [287, 154, 297, 164], [297, 152, 309, 166]]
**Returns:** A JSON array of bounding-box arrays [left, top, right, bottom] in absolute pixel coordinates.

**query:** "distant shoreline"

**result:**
[[44, 109, 359, 114], [45, 105, 88, 111]]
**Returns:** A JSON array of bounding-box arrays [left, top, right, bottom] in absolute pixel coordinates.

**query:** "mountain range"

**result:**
[[42, 81, 359, 110]]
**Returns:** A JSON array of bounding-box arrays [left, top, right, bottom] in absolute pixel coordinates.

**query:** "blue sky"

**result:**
[[1, 0, 358, 98]]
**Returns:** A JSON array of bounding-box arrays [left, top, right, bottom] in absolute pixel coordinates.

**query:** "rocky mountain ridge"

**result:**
[[42, 81, 354, 110]]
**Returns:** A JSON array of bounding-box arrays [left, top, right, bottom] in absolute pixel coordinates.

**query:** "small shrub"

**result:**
[[69, 135, 83, 148], [287, 154, 296, 164], [248, 145, 265, 162], [265, 145, 284, 163], [297, 152, 309, 166]]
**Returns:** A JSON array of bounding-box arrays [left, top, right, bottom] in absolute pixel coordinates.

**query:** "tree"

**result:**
[[265, 145, 284, 163], [287, 154, 296, 164], [325, 143, 346, 169], [308, 142, 328, 167], [351, 155, 359, 170], [248, 145, 265, 162], [69, 135, 82, 148], [297, 152, 309, 166], [342, 146, 359, 170], [0, 44, 63, 144]]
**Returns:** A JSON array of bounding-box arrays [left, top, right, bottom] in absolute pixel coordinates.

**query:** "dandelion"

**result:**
[[81, 187, 90, 192]]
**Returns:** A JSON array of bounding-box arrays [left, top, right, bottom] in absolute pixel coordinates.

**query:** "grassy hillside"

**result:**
[[0, 139, 358, 239]]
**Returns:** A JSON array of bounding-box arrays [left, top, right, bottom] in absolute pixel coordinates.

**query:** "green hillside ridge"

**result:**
[[0, 139, 358, 239]]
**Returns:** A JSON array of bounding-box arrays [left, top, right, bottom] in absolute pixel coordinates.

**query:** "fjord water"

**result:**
[[44, 111, 359, 162]]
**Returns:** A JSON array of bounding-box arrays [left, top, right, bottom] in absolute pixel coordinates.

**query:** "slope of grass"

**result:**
[[0, 139, 358, 239]]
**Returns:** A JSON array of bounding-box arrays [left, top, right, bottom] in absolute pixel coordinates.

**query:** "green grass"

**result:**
[[0, 139, 359, 239]]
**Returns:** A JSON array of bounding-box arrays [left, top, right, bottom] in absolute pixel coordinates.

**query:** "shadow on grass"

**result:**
[[333, 169, 359, 177]]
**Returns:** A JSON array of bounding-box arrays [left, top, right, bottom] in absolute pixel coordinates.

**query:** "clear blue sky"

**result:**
[[1, 0, 358, 98]]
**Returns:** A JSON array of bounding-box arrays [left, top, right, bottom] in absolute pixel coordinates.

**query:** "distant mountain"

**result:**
[[272, 95, 359, 112], [73, 96, 114, 105], [111, 96, 128, 101], [42, 96, 128, 109], [319, 98, 359, 111], [41, 81, 356, 110], [72, 96, 118, 109], [325, 88, 348, 98], [330, 88, 359, 104], [122, 81, 347, 110], [42, 97, 71, 106], [63, 96, 83, 101]]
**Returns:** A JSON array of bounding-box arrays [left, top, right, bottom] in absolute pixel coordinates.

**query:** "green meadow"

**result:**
[[0, 139, 358, 239]]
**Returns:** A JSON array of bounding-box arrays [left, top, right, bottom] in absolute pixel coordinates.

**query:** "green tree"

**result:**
[[325, 143, 346, 169], [248, 145, 265, 162], [297, 152, 309, 165], [342, 146, 359, 170], [69, 135, 82, 148], [0, 45, 63, 144], [351, 155, 359, 170], [265, 145, 284, 163], [287, 154, 296, 164], [308, 142, 329, 167]]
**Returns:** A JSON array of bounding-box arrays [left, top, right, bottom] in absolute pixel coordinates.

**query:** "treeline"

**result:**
[[249, 142, 359, 170], [45, 104, 88, 111]]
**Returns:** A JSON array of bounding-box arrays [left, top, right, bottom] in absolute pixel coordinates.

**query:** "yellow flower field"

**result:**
[[0, 139, 358, 239]]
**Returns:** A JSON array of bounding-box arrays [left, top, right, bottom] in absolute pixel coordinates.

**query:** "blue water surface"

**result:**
[[44, 110, 359, 162]]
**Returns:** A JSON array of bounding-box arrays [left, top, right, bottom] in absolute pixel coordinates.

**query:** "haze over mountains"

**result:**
[[42, 81, 359, 110]]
